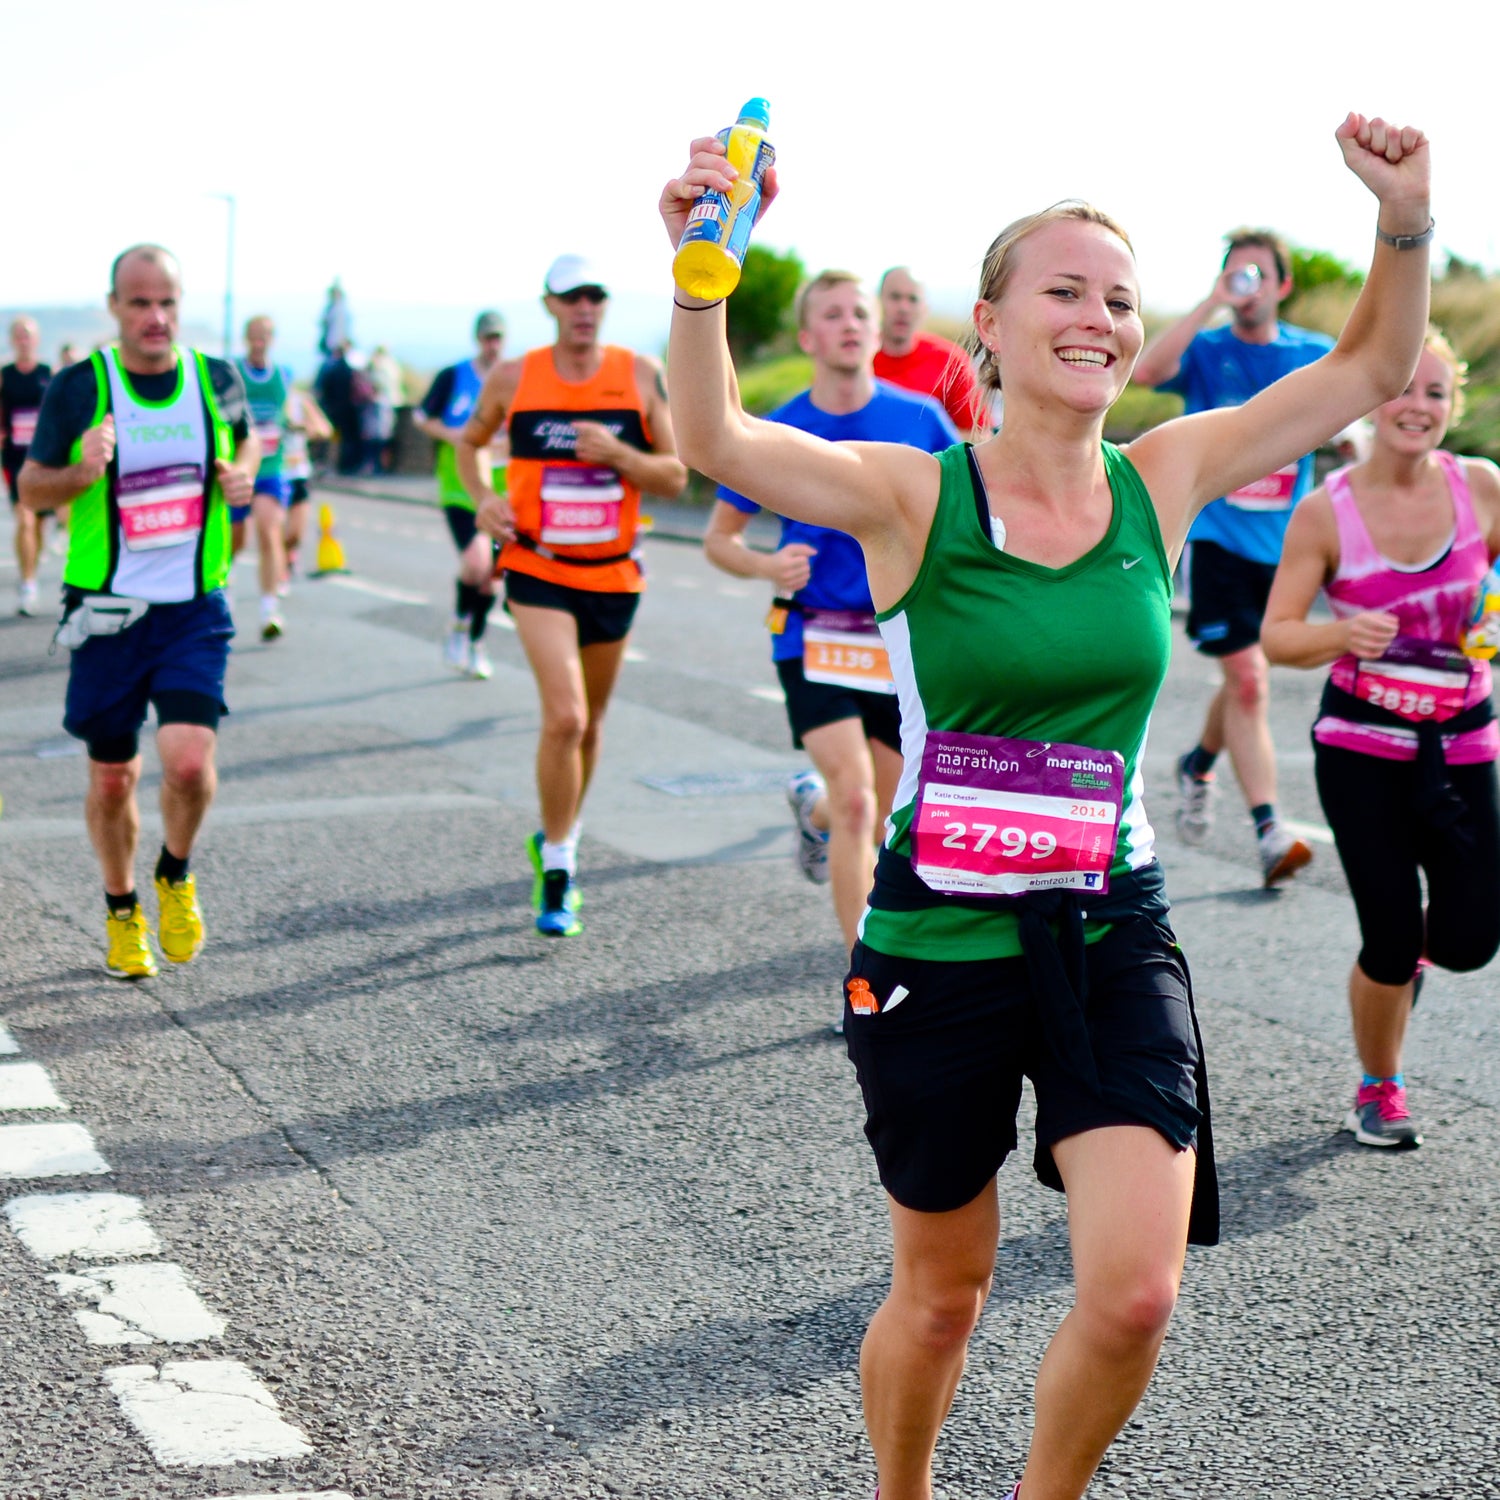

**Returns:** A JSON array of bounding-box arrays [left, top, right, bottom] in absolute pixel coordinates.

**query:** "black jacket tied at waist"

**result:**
[[1319, 680, 1493, 838], [869, 848, 1219, 1245]]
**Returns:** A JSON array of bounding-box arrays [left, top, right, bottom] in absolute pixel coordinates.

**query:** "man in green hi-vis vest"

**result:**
[[18, 243, 260, 981]]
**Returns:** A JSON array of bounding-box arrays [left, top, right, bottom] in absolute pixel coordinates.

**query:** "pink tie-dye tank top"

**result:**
[[1316, 451, 1497, 764]]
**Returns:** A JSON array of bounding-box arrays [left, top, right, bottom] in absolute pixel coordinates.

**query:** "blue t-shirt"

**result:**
[[1158, 322, 1334, 564], [717, 382, 958, 660]]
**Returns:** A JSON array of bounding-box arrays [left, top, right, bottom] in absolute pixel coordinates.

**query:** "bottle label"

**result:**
[[677, 137, 775, 257]]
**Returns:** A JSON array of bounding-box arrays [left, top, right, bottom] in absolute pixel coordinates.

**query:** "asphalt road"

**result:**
[[1, 489, 1497, 1500]]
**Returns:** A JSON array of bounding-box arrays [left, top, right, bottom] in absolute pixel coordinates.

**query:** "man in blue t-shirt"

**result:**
[[1133, 227, 1334, 888], [705, 270, 957, 1005]]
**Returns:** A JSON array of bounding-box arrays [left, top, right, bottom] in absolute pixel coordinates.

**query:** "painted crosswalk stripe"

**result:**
[[0, 1122, 110, 1179], [105, 1361, 312, 1465], [747, 686, 785, 703], [0, 1061, 67, 1111], [0, 1023, 18, 1054], [5, 1191, 161, 1260], [51, 1263, 226, 1345]]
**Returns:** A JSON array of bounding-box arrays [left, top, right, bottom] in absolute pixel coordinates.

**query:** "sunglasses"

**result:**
[[555, 287, 607, 306]]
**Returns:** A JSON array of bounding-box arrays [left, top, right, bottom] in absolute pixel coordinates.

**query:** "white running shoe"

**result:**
[[467, 640, 493, 680], [786, 769, 830, 885], [1259, 823, 1312, 887], [18, 579, 40, 616], [1175, 752, 1214, 846], [444, 619, 470, 672]]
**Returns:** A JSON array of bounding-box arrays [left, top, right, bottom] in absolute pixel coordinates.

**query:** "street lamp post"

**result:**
[[207, 193, 236, 357]]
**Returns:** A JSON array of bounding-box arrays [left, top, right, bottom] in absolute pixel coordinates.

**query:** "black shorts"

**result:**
[[443, 503, 481, 552], [503, 568, 640, 648], [288, 478, 310, 505], [843, 916, 1201, 1214], [1185, 539, 1278, 657], [4, 465, 19, 504], [1314, 741, 1500, 985], [775, 654, 902, 752]]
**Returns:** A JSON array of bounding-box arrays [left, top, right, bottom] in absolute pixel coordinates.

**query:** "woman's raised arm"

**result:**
[[660, 136, 931, 546], [1131, 113, 1431, 551]]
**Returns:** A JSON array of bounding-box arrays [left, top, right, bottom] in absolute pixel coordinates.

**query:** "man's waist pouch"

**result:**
[[53, 590, 152, 651]]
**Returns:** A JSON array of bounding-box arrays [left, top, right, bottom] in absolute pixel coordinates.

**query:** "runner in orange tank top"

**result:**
[[456, 254, 686, 936]]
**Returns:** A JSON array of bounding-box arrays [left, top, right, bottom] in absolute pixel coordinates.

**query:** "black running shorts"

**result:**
[[843, 916, 1201, 1214], [1184, 539, 1279, 657], [503, 568, 640, 648], [775, 654, 902, 753]]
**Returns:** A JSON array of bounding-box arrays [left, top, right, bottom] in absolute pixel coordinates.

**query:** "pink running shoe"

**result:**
[[1345, 1079, 1422, 1149]]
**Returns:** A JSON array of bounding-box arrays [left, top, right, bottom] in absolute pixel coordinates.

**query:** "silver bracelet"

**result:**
[[1375, 217, 1434, 251]]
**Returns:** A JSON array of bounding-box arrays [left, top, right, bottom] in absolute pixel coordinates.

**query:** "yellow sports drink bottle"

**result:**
[[1462, 561, 1500, 659], [672, 98, 775, 301]]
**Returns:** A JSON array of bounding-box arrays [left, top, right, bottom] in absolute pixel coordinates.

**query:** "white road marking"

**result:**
[[199, 1494, 354, 1500], [0, 1122, 110, 1178], [624, 648, 647, 662], [717, 583, 753, 598], [199, 1493, 353, 1499], [1283, 818, 1335, 846], [0, 1061, 67, 1110], [5, 1191, 162, 1261], [0, 1023, 17, 1054], [105, 1360, 312, 1465], [672, 577, 702, 589], [324, 575, 430, 606], [747, 686, 786, 703], [51, 1263, 226, 1345], [35, 740, 84, 759]]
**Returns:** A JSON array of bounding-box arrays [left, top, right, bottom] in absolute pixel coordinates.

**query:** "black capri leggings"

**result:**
[[1314, 741, 1500, 986]]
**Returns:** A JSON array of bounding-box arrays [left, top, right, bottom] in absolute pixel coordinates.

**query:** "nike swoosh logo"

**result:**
[[1122, 557, 1143, 570]]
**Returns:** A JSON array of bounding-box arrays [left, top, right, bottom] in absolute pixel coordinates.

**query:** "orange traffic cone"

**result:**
[[312, 502, 349, 575]]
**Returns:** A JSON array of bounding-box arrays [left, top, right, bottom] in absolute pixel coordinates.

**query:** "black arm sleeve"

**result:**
[[203, 356, 252, 443], [26, 362, 101, 468], [421, 365, 457, 421]]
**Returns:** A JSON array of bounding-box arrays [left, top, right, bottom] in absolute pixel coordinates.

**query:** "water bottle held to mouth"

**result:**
[[1227, 264, 1262, 299], [673, 98, 775, 301]]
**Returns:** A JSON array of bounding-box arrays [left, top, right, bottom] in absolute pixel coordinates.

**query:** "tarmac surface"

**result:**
[[2, 483, 1498, 1500]]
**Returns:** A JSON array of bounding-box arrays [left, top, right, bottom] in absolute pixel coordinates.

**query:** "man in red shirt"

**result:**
[[873, 266, 983, 439]]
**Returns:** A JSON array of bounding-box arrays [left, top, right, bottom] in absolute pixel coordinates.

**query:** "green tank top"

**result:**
[[860, 441, 1173, 961], [234, 358, 290, 479]]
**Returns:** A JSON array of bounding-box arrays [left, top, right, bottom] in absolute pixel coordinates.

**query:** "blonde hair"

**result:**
[[1423, 325, 1468, 423], [795, 269, 865, 329], [967, 201, 1134, 407]]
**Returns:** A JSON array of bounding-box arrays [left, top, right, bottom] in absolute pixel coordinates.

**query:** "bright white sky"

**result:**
[[4, 0, 1494, 374]]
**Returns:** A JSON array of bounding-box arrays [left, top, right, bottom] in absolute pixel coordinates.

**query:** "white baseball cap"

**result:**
[[544, 254, 608, 297]]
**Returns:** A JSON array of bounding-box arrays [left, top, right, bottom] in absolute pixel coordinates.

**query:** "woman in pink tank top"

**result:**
[[1264, 331, 1500, 1150]]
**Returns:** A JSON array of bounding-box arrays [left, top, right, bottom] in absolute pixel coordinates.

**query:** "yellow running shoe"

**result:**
[[105, 905, 159, 980], [155, 874, 205, 963]]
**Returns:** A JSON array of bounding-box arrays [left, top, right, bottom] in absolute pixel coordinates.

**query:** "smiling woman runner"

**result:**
[[1262, 329, 1500, 1152], [660, 115, 1431, 1500]]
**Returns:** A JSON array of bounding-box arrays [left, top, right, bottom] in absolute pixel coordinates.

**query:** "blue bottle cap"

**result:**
[[738, 97, 770, 129]]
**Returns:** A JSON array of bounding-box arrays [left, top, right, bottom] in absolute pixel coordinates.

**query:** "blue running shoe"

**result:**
[[536, 869, 582, 937]]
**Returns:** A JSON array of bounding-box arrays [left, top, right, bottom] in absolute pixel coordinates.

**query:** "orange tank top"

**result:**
[[503, 345, 653, 593]]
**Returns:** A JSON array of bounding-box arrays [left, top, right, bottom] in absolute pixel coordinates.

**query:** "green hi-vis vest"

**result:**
[[859, 441, 1173, 961], [234, 357, 290, 479], [64, 346, 235, 602]]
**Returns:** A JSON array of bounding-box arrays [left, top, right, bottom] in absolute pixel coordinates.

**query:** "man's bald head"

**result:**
[[878, 267, 928, 356], [110, 243, 182, 297], [8, 315, 39, 366]]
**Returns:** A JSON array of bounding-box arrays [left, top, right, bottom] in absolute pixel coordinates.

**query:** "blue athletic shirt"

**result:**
[[717, 382, 958, 661], [1156, 322, 1334, 565]]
